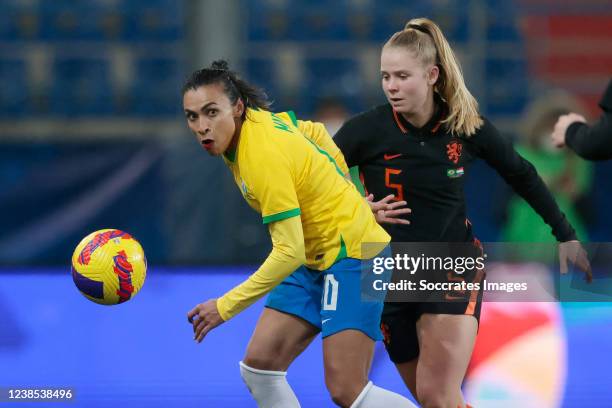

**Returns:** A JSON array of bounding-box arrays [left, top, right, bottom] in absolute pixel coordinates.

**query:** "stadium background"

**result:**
[[1, 0, 611, 406]]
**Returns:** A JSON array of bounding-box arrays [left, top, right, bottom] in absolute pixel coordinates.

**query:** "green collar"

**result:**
[[224, 148, 237, 163]]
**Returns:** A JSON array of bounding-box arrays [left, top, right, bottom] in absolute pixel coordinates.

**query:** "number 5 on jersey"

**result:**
[[385, 168, 404, 201]]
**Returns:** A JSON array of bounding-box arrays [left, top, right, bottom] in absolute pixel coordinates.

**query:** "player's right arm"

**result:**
[[188, 216, 305, 342], [216, 216, 305, 321], [188, 139, 307, 341], [565, 115, 612, 161], [217, 142, 306, 321]]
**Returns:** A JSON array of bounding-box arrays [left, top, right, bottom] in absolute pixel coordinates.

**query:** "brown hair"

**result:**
[[520, 90, 587, 148], [183, 60, 271, 120], [385, 18, 483, 136]]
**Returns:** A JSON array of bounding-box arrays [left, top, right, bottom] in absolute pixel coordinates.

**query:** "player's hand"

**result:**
[[366, 194, 411, 225], [551, 113, 587, 148], [187, 299, 225, 343], [559, 240, 592, 283]]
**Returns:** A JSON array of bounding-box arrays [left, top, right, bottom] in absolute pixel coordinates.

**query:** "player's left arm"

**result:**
[[473, 118, 576, 241], [295, 119, 350, 176], [474, 118, 591, 280]]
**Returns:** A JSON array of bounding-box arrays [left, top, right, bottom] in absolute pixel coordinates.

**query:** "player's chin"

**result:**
[[388, 100, 408, 112], [390, 102, 411, 113], [202, 145, 221, 156]]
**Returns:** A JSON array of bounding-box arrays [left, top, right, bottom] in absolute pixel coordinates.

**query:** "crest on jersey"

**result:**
[[446, 141, 463, 164], [240, 179, 255, 200]]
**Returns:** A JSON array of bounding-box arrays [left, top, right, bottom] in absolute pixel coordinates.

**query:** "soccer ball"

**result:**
[[71, 229, 147, 305]]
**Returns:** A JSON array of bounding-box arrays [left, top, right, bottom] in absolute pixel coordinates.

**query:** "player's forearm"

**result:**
[[216, 248, 304, 321], [504, 164, 577, 241], [216, 217, 306, 321], [566, 79, 612, 160], [566, 114, 612, 161], [479, 120, 577, 242]]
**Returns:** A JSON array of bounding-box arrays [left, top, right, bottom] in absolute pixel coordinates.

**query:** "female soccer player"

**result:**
[[183, 61, 416, 408], [333, 18, 591, 408]]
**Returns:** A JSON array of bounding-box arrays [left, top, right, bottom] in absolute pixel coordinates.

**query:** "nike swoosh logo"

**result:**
[[384, 153, 402, 160], [322, 318, 332, 324]]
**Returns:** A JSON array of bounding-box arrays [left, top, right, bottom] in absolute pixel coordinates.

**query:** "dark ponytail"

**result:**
[[182, 59, 271, 118]]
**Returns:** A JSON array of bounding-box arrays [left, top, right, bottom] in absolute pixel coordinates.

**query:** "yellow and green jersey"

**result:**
[[223, 108, 389, 270]]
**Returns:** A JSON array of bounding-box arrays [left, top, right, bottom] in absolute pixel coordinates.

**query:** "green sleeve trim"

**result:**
[[349, 166, 366, 196], [262, 208, 301, 224], [304, 138, 344, 177], [278, 110, 343, 178], [287, 110, 298, 126]]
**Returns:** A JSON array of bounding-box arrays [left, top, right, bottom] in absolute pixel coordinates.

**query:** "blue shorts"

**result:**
[[265, 250, 391, 341]]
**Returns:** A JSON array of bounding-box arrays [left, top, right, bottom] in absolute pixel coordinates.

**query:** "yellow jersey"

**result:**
[[223, 108, 389, 270]]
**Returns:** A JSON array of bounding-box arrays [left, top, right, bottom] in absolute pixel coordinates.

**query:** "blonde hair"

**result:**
[[384, 17, 483, 137]]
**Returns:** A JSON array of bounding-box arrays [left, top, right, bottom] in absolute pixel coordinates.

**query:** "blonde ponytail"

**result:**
[[386, 18, 483, 136]]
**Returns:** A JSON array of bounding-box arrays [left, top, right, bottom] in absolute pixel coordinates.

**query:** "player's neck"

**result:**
[[228, 120, 243, 151], [223, 122, 243, 162], [400, 96, 435, 129]]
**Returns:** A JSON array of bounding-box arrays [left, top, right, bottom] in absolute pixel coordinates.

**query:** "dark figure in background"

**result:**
[[503, 92, 593, 244], [552, 79, 612, 160]]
